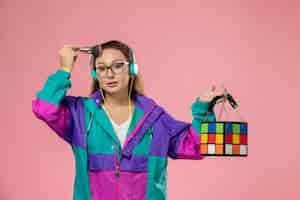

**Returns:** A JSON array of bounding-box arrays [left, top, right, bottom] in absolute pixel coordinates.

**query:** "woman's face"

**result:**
[[95, 48, 130, 95]]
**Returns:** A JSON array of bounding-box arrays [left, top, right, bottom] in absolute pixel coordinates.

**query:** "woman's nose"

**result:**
[[106, 68, 115, 77]]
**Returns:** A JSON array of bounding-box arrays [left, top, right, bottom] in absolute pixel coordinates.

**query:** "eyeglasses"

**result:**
[[95, 60, 129, 76]]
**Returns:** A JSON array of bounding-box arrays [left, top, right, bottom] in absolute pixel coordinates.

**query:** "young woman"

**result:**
[[32, 40, 224, 200]]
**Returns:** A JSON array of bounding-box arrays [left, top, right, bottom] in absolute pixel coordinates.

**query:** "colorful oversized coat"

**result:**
[[32, 69, 216, 200]]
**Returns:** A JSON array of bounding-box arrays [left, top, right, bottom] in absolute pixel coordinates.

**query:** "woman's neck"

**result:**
[[103, 91, 131, 107]]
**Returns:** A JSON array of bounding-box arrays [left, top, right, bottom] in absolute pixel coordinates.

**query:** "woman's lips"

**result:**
[[107, 82, 118, 87]]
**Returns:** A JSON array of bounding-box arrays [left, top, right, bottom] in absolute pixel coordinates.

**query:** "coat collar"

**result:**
[[89, 90, 157, 114], [87, 90, 159, 150]]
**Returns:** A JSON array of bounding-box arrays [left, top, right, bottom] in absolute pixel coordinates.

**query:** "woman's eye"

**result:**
[[114, 63, 123, 69], [97, 67, 106, 71]]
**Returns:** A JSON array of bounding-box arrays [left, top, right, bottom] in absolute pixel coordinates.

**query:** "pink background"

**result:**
[[1, 0, 300, 199]]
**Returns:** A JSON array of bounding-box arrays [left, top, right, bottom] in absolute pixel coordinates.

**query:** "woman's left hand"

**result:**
[[198, 84, 226, 103]]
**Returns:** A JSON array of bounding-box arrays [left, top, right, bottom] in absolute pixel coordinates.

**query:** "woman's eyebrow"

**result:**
[[96, 59, 125, 64]]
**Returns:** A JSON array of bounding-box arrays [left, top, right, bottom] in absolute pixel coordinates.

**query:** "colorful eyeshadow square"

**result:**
[[240, 145, 247, 155], [232, 135, 240, 144], [216, 123, 224, 133], [201, 123, 208, 133], [215, 144, 223, 155], [225, 123, 232, 133], [225, 134, 232, 144], [232, 123, 240, 134], [240, 135, 247, 144], [240, 123, 247, 134], [208, 134, 216, 144], [225, 144, 233, 155], [208, 123, 216, 133], [200, 144, 208, 154], [216, 134, 224, 144], [208, 144, 215, 154], [232, 145, 240, 155], [201, 134, 208, 144]]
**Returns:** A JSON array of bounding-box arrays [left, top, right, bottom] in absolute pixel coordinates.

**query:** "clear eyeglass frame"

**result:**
[[95, 60, 130, 76]]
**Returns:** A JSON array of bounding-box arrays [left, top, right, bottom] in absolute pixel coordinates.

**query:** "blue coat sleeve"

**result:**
[[32, 69, 86, 148], [166, 98, 216, 160]]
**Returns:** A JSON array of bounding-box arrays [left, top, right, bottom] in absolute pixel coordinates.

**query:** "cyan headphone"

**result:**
[[89, 45, 139, 81]]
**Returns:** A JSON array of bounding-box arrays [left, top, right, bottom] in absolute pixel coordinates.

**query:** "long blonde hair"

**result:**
[[89, 40, 145, 100]]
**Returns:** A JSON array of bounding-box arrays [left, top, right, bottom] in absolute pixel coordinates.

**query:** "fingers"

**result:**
[[64, 45, 81, 52], [208, 84, 216, 97], [74, 55, 78, 62], [210, 84, 216, 92], [210, 84, 227, 97], [199, 83, 228, 104], [64, 44, 80, 48]]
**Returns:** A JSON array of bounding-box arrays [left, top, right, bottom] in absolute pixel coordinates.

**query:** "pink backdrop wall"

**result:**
[[1, 0, 300, 199]]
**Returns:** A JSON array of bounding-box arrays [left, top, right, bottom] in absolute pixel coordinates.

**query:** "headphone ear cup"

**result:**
[[91, 69, 98, 80], [129, 47, 138, 77], [89, 45, 102, 81], [129, 63, 138, 77], [89, 51, 98, 81], [133, 63, 138, 76]]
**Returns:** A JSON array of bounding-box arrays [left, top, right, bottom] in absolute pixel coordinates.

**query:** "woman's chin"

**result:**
[[103, 85, 122, 94]]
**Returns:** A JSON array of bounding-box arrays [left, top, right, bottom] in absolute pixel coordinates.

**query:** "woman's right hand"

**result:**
[[59, 45, 80, 73]]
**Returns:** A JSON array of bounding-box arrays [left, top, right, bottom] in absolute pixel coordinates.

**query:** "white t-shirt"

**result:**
[[102, 106, 132, 148]]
